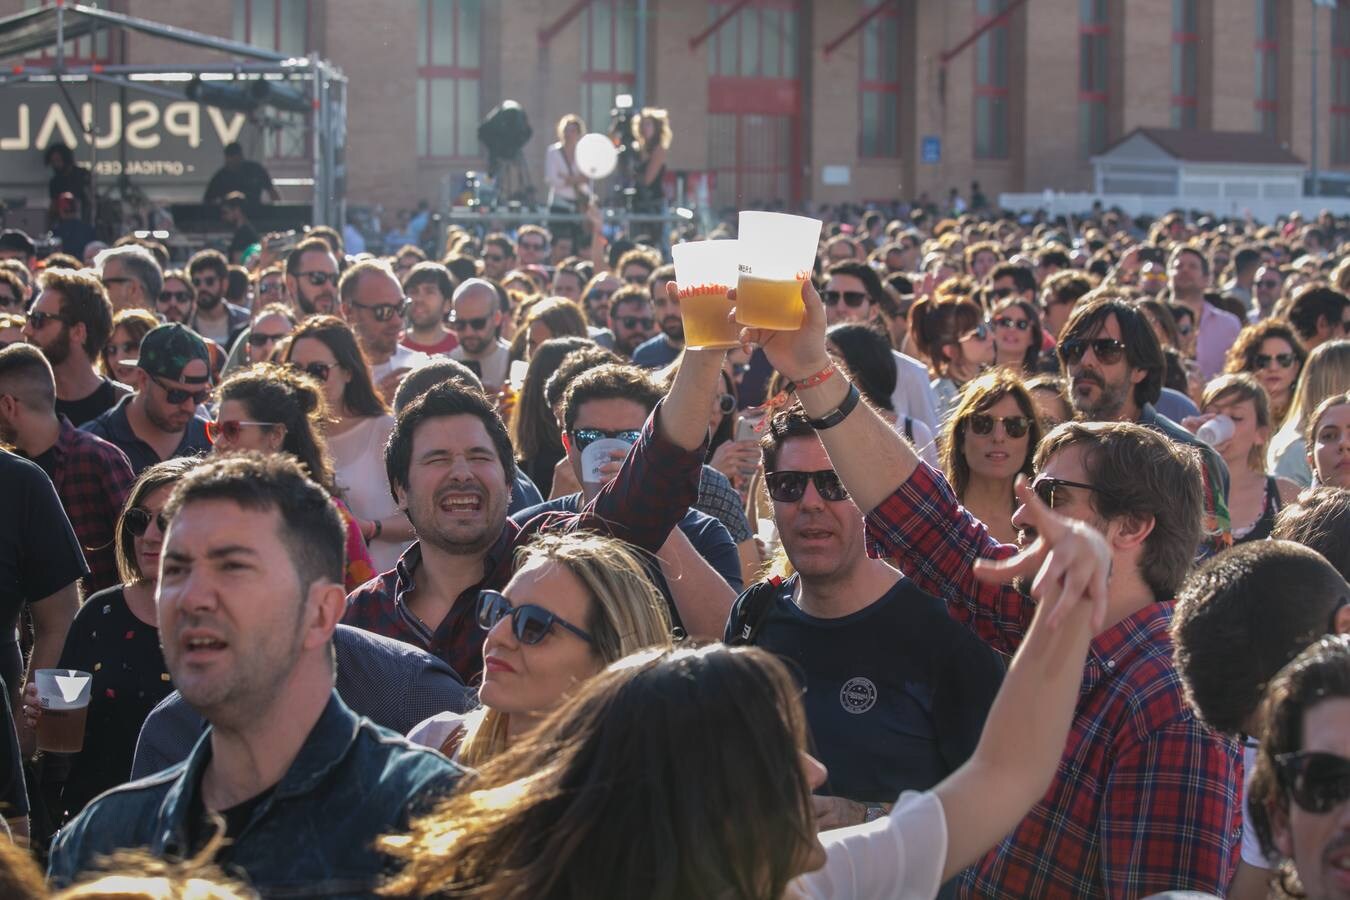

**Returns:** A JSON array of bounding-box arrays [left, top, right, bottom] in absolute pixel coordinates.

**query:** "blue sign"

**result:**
[[921, 136, 941, 164]]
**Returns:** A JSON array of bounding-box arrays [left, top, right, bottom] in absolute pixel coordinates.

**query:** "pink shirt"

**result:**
[[1195, 301, 1243, 380]]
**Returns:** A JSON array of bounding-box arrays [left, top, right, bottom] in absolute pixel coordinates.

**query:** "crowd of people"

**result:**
[[0, 189, 1349, 900]]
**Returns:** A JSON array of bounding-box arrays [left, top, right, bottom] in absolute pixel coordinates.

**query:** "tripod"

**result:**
[[490, 151, 536, 206]]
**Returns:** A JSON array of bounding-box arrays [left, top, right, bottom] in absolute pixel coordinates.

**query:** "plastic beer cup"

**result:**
[[35, 668, 92, 754], [671, 240, 742, 350], [734, 211, 823, 331], [580, 438, 631, 495]]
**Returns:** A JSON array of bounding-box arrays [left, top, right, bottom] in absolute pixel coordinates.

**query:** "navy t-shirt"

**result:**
[[727, 575, 1005, 803], [631, 335, 682, 369], [511, 493, 742, 630]]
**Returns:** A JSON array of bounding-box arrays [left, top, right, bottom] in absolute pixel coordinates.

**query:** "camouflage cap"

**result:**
[[131, 323, 212, 384]]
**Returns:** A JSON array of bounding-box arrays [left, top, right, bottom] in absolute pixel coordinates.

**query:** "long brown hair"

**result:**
[[284, 315, 390, 418], [941, 369, 1042, 500], [114, 457, 202, 586], [215, 362, 338, 494], [381, 646, 817, 900]]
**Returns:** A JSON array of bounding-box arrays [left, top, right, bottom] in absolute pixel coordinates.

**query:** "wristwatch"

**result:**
[[863, 803, 888, 823]]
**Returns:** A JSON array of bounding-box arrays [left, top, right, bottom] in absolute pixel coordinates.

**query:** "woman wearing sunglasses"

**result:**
[[1268, 340, 1350, 487], [940, 370, 1042, 545], [99, 309, 158, 387], [208, 362, 375, 590], [990, 297, 1044, 376], [407, 532, 673, 765], [21, 458, 195, 825], [284, 315, 414, 574], [1224, 319, 1308, 429], [909, 294, 995, 427], [242, 303, 296, 366]]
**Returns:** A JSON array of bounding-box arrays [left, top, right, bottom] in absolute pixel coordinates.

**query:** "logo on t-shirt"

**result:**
[[839, 676, 878, 715]]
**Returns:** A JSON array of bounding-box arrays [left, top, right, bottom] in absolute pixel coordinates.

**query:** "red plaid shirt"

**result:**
[[29, 417, 135, 595], [866, 462, 1242, 898], [343, 400, 704, 683]]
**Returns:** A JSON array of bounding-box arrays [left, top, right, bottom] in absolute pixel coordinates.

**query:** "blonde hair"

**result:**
[[555, 114, 585, 143], [52, 831, 255, 899], [1282, 340, 1350, 444], [458, 531, 674, 766], [1202, 373, 1274, 472]]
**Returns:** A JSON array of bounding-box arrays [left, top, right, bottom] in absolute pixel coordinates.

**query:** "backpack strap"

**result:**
[[727, 576, 786, 646]]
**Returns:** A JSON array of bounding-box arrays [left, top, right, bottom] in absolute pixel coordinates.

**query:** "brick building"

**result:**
[[4, 0, 1346, 212]]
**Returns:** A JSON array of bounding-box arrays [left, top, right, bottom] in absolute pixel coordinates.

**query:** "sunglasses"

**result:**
[[151, 375, 210, 406], [123, 507, 168, 537], [297, 271, 339, 287], [26, 310, 68, 329], [990, 286, 1016, 299], [764, 469, 849, 503], [103, 340, 140, 358], [1254, 352, 1297, 370], [994, 316, 1032, 332], [1276, 751, 1350, 814], [959, 322, 992, 343], [617, 316, 655, 331], [822, 290, 867, 308], [190, 275, 219, 287], [291, 361, 333, 382], [450, 315, 491, 332], [258, 280, 283, 295], [248, 330, 291, 348], [968, 413, 1031, 438], [206, 418, 276, 443], [101, 276, 134, 288], [716, 393, 736, 416], [1059, 337, 1126, 365], [519, 241, 547, 252], [623, 273, 649, 285], [477, 590, 595, 645], [483, 253, 507, 264], [569, 428, 642, 451], [351, 299, 409, 322], [159, 290, 192, 305], [1030, 474, 1105, 509]]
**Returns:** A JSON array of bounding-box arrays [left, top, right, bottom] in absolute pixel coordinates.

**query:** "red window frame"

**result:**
[[1079, 0, 1109, 156], [973, 0, 1010, 160], [1254, 0, 1278, 134], [1171, 0, 1199, 127], [416, 0, 482, 161], [858, 0, 902, 159], [580, 0, 636, 134]]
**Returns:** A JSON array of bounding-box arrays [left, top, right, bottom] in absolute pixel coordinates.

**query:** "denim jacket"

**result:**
[[49, 692, 462, 897]]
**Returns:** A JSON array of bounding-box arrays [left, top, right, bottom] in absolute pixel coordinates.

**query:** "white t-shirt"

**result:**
[[891, 350, 940, 432], [787, 791, 947, 900], [371, 345, 435, 387], [1241, 740, 1274, 870], [451, 339, 512, 390], [329, 414, 407, 573]]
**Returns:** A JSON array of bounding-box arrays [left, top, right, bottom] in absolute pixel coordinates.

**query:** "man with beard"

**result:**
[[186, 250, 248, 350], [339, 260, 431, 400], [284, 238, 341, 318], [1058, 294, 1231, 556], [632, 264, 683, 368], [22, 267, 129, 426], [448, 279, 511, 391], [344, 331, 724, 682], [400, 261, 459, 356], [1168, 245, 1241, 380], [606, 285, 656, 361], [82, 324, 212, 475], [480, 234, 516, 282], [734, 279, 1241, 897], [48, 454, 460, 894]]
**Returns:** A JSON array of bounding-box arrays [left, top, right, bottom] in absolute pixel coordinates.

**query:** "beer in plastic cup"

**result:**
[[580, 438, 632, 495], [733, 211, 823, 331], [35, 668, 92, 754], [672, 240, 741, 350]]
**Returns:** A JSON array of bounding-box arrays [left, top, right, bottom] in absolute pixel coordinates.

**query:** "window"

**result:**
[[1255, 0, 1278, 135], [859, 0, 901, 158], [706, 1, 799, 79], [581, 0, 637, 134], [232, 0, 309, 56], [1171, 0, 1199, 128], [23, 0, 110, 62], [974, 0, 1010, 159], [1079, 0, 1109, 156], [1334, 1, 1350, 164], [416, 0, 482, 160]]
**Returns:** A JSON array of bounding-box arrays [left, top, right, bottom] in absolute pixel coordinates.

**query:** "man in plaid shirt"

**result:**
[[344, 339, 727, 684], [739, 280, 1241, 898], [0, 344, 134, 594]]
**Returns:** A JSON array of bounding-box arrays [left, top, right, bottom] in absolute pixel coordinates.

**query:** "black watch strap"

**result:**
[[806, 382, 861, 430]]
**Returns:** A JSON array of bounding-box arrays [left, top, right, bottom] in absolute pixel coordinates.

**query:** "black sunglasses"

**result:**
[[248, 331, 290, 348], [151, 375, 210, 406], [969, 413, 1031, 438], [1030, 474, 1105, 509], [617, 316, 655, 330], [994, 315, 1032, 332], [822, 290, 867, 308], [959, 322, 992, 343], [1254, 352, 1297, 370], [291, 361, 333, 382], [990, 286, 1016, 299], [569, 428, 641, 451], [1059, 337, 1126, 365], [477, 590, 595, 645], [123, 507, 168, 537], [450, 315, 491, 332], [190, 275, 219, 287], [26, 310, 68, 329], [296, 271, 339, 287], [159, 290, 192, 305], [351, 299, 409, 322], [1276, 751, 1350, 814], [764, 469, 849, 503]]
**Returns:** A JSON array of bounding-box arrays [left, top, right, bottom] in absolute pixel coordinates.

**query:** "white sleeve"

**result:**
[[406, 711, 464, 750], [544, 144, 566, 191], [890, 350, 940, 431], [786, 791, 947, 900], [1241, 742, 1274, 870]]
